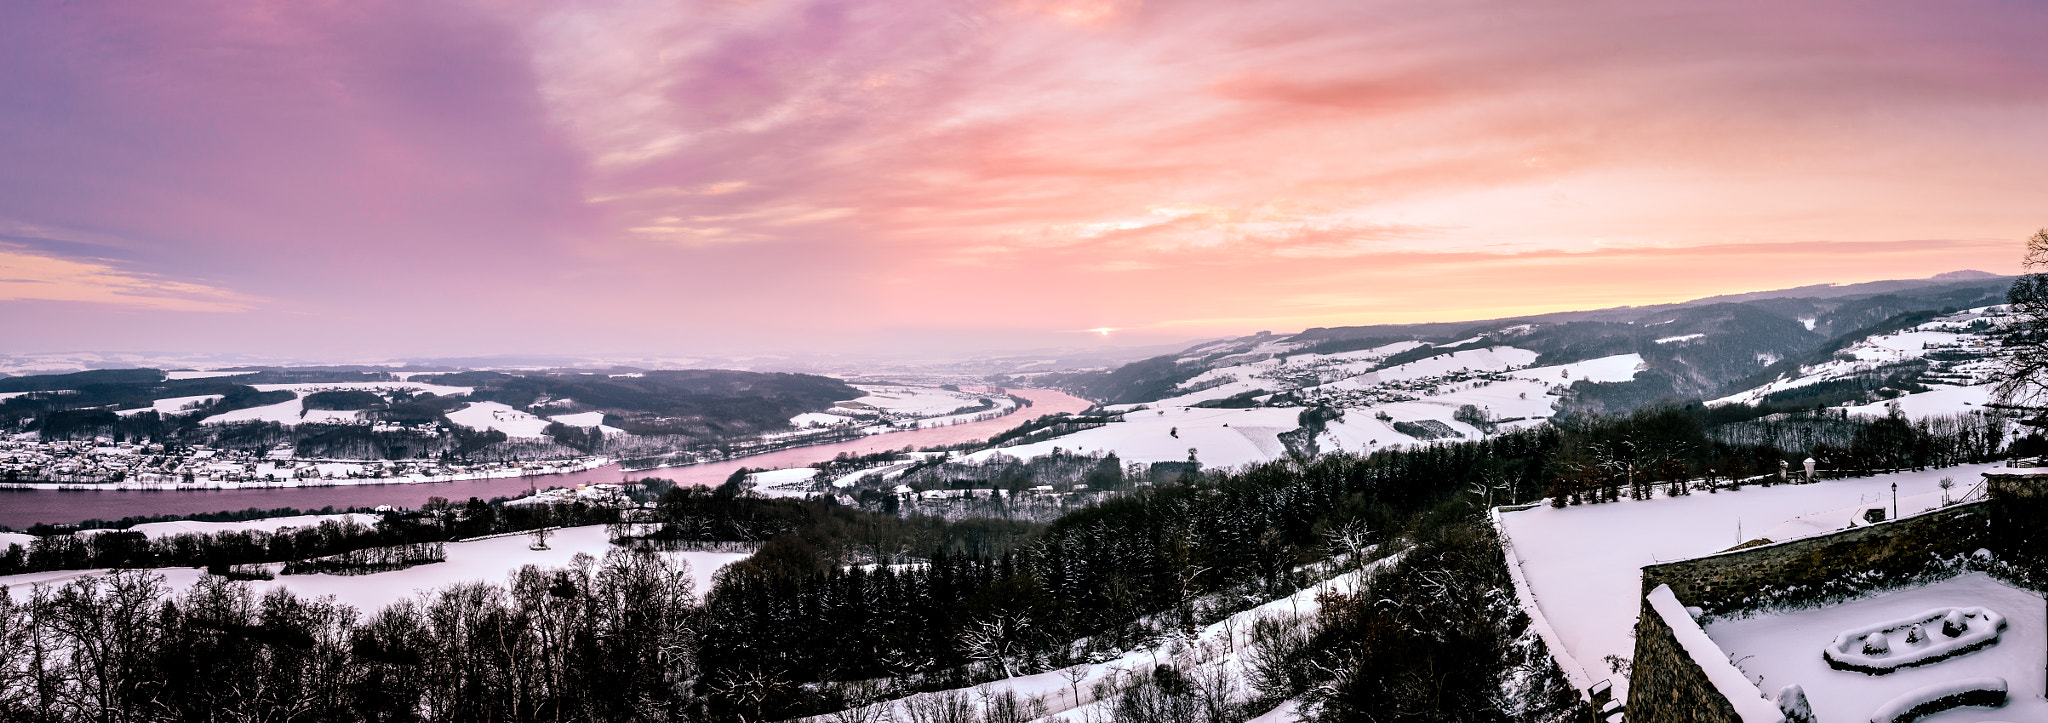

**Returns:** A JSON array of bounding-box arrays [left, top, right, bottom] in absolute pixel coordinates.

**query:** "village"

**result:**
[[0, 436, 609, 489]]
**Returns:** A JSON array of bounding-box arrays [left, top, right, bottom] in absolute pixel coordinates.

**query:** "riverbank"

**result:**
[[0, 388, 1093, 529]]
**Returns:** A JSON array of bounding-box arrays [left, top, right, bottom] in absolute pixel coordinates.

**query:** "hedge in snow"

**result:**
[[1823, 606, 2006, 674]]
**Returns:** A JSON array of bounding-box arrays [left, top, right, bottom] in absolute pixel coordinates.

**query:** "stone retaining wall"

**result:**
[[1627, 499, 1997, 722], [1628, 601, 1748, 723], [1640, 501, 1992, 615]]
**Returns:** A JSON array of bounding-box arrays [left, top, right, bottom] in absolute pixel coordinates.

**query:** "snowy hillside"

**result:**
[[1713, 305, 2011, 417], [957, 343, 1648, 470]]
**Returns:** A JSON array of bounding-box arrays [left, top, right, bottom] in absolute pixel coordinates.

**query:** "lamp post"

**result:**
[[1892, 482, 1898, 521]]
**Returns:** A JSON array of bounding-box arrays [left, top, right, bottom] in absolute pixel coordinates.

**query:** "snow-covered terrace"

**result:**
[[1495, 463, 2009, 703], [1705, 572, 2047, 722]]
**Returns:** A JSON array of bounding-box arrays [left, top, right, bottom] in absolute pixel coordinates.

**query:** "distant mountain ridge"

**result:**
[[1043, 272, 2017, 414]]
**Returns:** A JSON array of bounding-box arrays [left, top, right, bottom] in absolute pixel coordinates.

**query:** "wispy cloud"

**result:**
[[0, 245, 258, 312], [1, 0, 2045, 355]]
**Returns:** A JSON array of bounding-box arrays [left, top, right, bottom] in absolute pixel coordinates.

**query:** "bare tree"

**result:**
[[1059, 665, 1093, 711], [1994, 228, 2048, 411]]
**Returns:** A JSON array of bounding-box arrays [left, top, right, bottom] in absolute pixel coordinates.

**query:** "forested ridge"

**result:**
[[0, 401, 2028, 722]]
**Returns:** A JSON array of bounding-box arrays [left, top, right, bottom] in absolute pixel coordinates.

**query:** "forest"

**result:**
[[1, 396, 2026, 722]]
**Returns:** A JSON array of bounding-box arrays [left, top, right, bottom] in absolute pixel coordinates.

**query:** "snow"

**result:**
[[1244, 700, 1301, 723], [961, 406, 1305, 468], [549, 411, 608, 427], [1369, 346, 1540, 383], [866, 556, 1389, 723], [200, 395, 304, 425], [1715, 306, 2008, 406], [1707, 573, 2044, 723], [446, 401, 554, 438], [791, 411, 856, 428], [1843, 386, 1992, 419], [166, 370, 257, 380], [845, 385, 1006, 417], [115, 393, 224, 417], [1757, 490, 1952, 544], [1647, 585, 1785, 723], [744, 467, 821, 498], [1869, 677, 2007, 723], [1821, 606, 2006, 673], [251, 381, 473, 397], [1494, 463, 2007, 702], [1507, 353, 1645, 384], [1656, 333, 1706, 344], [77, 513, 380, 539], [0, 532, 35, 549], [0, 525, 749, 614]]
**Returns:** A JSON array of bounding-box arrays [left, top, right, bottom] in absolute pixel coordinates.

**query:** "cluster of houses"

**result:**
[[1296, 368, 1534, 408], [0, 437, 606, 487]]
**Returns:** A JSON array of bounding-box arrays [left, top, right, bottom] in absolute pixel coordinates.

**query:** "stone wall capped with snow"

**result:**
[[1640, 501, 1992, 615], [1629, 596, 1758, 723]]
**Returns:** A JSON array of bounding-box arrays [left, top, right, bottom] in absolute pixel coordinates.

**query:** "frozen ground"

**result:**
[[1716, 307, 2007, 407], [0, 525, 748, 614], [115, 393, 224, 417], [249, 380, 474, 397], [1495, 463, 2007, 702], [200, 395, 305, 425], [446, 401, 554, 438], [961, 352, 1643, 470], [74, 512, 380, 539], [745, 467, 822, 498], [1707, 573, 2047, 723], [166, 370, 258, 380], [1843, 385, 1994, 419], [961, 406, 1305, 468], [846, 385, 1012, 417]]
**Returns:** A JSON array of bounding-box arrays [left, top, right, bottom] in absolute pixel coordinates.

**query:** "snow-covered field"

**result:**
[[1706, 573, 2047, 723], [1715, 306, 2008, 407], [0, 525, 749, 614], [196, 381, 479, 427], [963, 406, 1303, 468], [846, 385, 1012, 417], [1495, 463, 2007, 702], [249, 380, 474, 397], [200, 394, 306, 425], [115, 393, 224, 417], [445, 401, 554, 438], [74, 512, 380, 539], [1843, 385, 1994, 419], [745, 467, 822, 497], [975, 350, 1644, 470], [166, 370, 258, 380]]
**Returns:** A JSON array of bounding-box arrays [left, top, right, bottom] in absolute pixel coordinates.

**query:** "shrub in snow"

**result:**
[[1775, 684, 1815, 723], [1823, 606, 2007, 674], [1868, 676, 2006, 723], [1942, 609, 1970, 637]]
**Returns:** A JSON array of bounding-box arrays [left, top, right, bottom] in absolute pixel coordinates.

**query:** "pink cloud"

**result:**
[[2, 0, 2046, 357]]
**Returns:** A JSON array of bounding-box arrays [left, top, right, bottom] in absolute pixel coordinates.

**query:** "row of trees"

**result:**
[[0, 549, 699, 723], [1, 395, 2025, 722], [1546, 405, 2020, 506], [0, 498, 627, 577]]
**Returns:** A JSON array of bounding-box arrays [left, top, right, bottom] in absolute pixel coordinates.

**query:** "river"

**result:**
[[0, 388, 1093, 529]]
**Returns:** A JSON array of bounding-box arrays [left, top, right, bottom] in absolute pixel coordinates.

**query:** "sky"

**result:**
[[2, 0, 2045, 360]]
